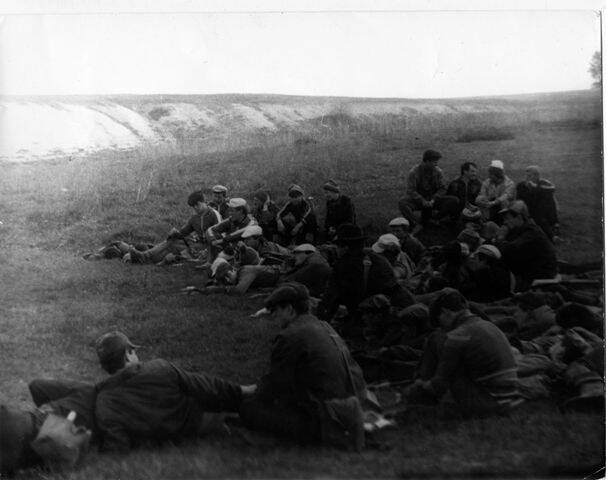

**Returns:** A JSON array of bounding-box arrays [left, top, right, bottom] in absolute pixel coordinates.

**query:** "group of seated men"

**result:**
[[3, 150, 601, 474]]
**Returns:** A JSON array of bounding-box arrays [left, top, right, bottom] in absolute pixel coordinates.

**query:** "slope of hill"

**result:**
[[0, 90, 600, 162]]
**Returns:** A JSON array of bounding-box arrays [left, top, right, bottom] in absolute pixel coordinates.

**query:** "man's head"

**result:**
[[487, 160, 505, 183], [422, 149, 442, 169], [212, 185, 228, 204], [227, 198, 249, 221], [241, 225, 264, 250], [95, 331, 140, 374], [476, 244, 502, 267], [429, 288, 469, 330], [288, 184, 305, 205], [210, 257, 238, 284], [323, 180, 340, 201], [460, 162, 478, 180], [525, 165, 541, 184], [252, 190, 269, 210], [456, 228, 482, 252], [371, 233, 401, 255], [388, 217, 410, 241], [187, 191, 209, 214], [500, 200, 529, 231], [265, 282, 310, 327], [293, 243, 317, 266]]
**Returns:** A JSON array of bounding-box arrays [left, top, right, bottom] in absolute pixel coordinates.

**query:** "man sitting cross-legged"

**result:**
[[127, 190, 221, 264], [407, 288, 524, 416], [239, 283, 368, 450]]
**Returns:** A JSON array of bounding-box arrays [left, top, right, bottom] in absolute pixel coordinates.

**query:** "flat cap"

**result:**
[[212, 185, 228, 194]]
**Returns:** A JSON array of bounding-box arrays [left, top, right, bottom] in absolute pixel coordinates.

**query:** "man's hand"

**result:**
[[277, 219, 285, 233], [292, 222, 303, 235]]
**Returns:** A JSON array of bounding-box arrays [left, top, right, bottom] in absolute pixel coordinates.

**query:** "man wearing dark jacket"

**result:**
[[239, 283, 367, 449], [496, 200, 558, 290], [323, 180, 356, 241], [276, 184, 318, 245], [515, 166, 559, 241], [318, 224, 414, 324], [446, 162, 482, 214], [92, 331, 253, 452]]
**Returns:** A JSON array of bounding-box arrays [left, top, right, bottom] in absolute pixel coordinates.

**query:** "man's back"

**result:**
[[95, 359, 241, 452], [500, 222, 557, 281], [259, 315, 365, 403]]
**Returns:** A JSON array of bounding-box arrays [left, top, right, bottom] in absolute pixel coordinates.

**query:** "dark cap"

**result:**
[[265, 282, 310, 310], [94, 331, 139, 365], [423, 149, 442, 162], [334, 223, 366, 244]]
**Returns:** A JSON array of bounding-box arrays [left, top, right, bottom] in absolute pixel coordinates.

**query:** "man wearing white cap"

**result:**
[[466, 244, 514, 302], [206, 198, 257, 259], [476, 160, 515, 221], [388, 217, 426, 264], [209, 185, 230, 219], [240, 225, 290, 262], [372, 233, 415, 282]]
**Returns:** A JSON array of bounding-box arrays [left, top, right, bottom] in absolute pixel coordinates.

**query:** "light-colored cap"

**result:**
[[241, 225, 263, 238], [489, 160, 504, 170], [498, 200, 529, 218], [210, 257, 230, 277], [212, 185, 228, 193], [371, 233, 401, 253], [227, 198, 247, 208], [389, 217, 410, 227], [477, 244, 502, 260], [293, 243, 317, 253]]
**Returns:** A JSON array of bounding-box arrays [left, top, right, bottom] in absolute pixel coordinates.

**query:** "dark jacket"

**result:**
[[497, 221, 558, 284], [252, 201, 280, 240], [406, 164, 446, 201], [466, 260, 513, 302], [281, 251, 332, 298], [319, 250, 414, 319], [446, 176, 482, 208], [94, 359, 242, 452], [209, 200, 229, 220], [177, 208, 221, 239], [257, 315, 366, 406], [401, 235, 426, 264], [516, 180, 558, 238], [325, 195, 356, 232]]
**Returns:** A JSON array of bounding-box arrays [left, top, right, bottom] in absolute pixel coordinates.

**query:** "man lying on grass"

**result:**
[[185, 242, 331, 298], [83, 190, 221, 264], [1, 331, 256, 475]]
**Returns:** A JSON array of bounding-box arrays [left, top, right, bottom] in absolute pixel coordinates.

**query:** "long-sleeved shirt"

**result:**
[[95, 359, 242, 452], [446, 176, 482, 208], [405, 164, 446, 202], [207, 215, 257, 242], [176, 208, 221, 239], [428, 313, 519, 406], [476, 176, 515, 207]]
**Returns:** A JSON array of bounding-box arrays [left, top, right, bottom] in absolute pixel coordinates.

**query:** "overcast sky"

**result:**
[[0, 8, 601, 98]]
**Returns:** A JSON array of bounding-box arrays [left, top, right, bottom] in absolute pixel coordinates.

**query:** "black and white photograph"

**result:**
[[0, 1, 603, 478]]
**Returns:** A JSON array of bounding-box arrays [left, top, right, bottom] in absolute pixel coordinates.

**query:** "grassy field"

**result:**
[[0, 93, 603, 478]]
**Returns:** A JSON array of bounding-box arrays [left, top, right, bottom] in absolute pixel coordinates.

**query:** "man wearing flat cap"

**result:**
[[398, 150, 459, 230], [322, 179, 356, 242], [409, 288, 523, 416], [476, 160, 516, 221], [239, 283, 368, 450], [207, 198, 258, 259], [276, 184, 318, 245], [209, 185, 230, 219], [317, 224, 414, 334], [495, 200, 557, 290], [388, 217, 426, 264], [92, 331, 254, 453]]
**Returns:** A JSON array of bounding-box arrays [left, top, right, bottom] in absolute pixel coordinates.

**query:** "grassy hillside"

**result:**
[[0, 90, 602, 478]]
